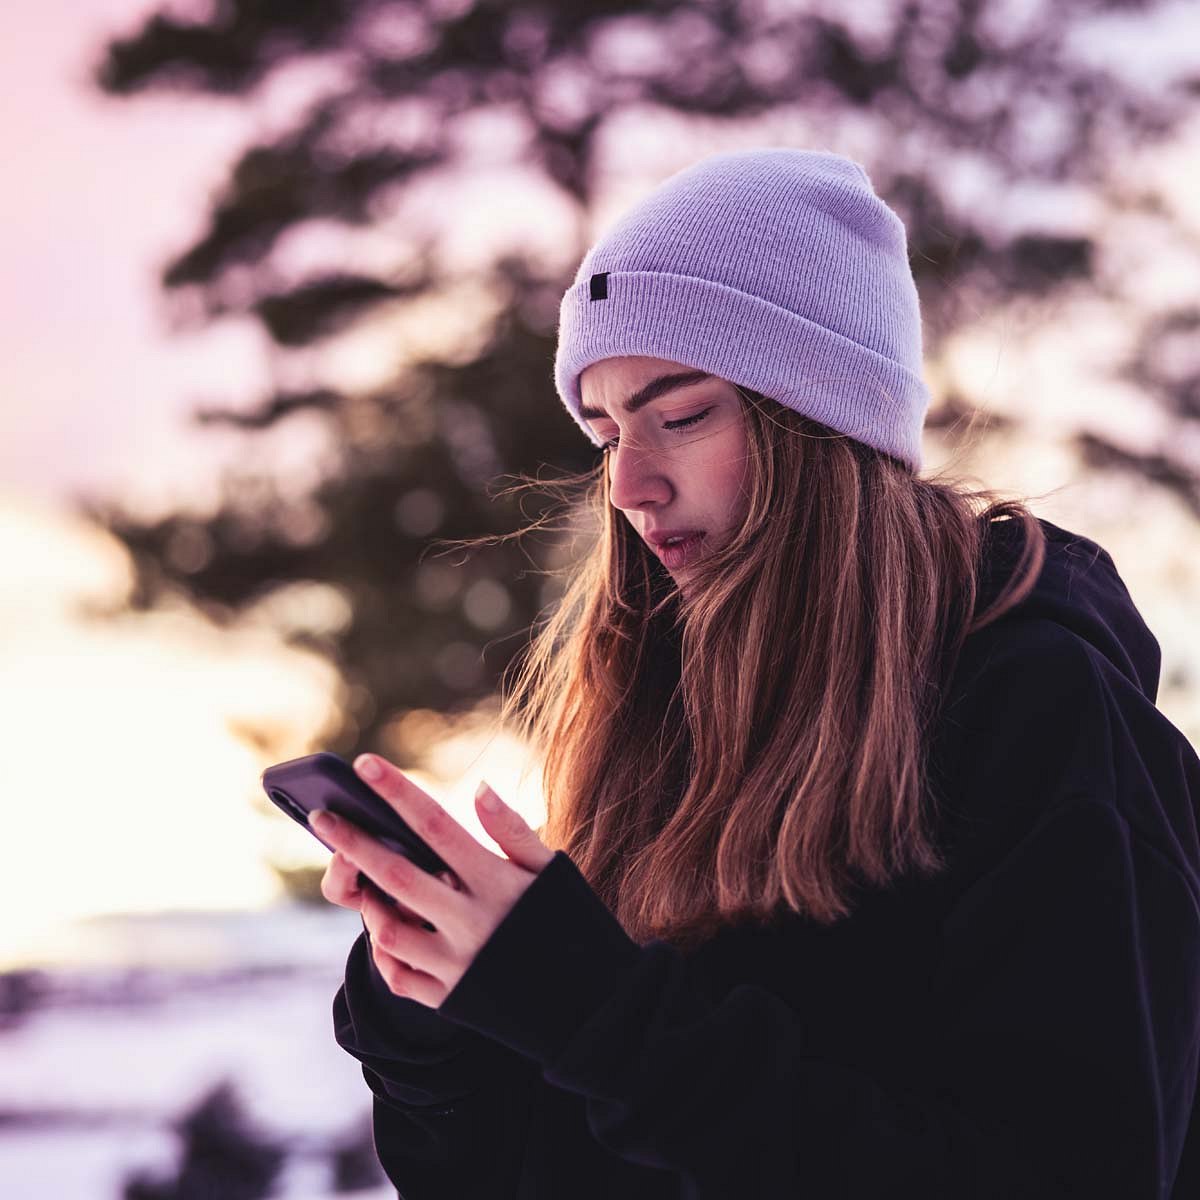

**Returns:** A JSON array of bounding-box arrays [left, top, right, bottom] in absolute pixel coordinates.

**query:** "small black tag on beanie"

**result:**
[[589, 272, 609, 300]]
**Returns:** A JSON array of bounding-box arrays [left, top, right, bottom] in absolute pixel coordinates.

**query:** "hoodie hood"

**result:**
[[975, 516, 1161, 702]]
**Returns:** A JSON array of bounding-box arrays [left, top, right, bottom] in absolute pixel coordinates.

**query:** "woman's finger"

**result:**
[[320, 843, 463, 935], [363, 873, 428, 924], [359, 885, 458, 1008], [320, 851, 422, 922], [320, 850, 364, 909]]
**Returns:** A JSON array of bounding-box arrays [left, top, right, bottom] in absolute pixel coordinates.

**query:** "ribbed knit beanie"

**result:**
[[553, 147, 930, 472]]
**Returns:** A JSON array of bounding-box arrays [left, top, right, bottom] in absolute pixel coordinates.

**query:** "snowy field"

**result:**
[[0, 904, 401, 1198]]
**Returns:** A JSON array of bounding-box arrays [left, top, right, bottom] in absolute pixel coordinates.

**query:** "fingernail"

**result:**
[[355, 754, 382, 780], [308, 809, 336, 834], [475, 780, 501, 811]]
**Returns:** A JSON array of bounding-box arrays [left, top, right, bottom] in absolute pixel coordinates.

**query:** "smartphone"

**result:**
[[261, 751, 453, 920]]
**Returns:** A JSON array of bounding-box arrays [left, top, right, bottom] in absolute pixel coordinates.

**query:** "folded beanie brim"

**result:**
[[554, 270, 930, 472]]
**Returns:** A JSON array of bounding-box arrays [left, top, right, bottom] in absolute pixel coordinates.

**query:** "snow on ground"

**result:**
[[0, 903, 405, 1198]]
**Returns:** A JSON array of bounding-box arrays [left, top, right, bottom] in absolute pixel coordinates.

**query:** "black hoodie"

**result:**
[[331, 516, 1200, 1199]]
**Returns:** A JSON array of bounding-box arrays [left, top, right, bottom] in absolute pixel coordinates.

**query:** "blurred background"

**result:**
[[3, 0, 1199, 1195]]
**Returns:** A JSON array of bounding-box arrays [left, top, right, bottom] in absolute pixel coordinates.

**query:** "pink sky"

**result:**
[[1, 0, 273, 518], [0, 0, 588, 522]]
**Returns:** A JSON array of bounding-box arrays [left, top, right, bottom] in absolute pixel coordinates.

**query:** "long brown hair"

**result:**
[[463, 386, 1046, 950]]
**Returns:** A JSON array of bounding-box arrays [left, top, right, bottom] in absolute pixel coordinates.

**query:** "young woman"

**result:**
[[313, 149, 1200, 1199]]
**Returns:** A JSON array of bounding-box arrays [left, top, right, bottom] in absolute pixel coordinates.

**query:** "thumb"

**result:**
[[474, 780, 555, 872]]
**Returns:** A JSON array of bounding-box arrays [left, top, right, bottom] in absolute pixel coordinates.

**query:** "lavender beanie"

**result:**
[[553, 147, 930, 472]]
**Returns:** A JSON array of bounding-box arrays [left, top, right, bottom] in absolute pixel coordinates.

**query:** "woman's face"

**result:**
[[579, 355, 752, 592]]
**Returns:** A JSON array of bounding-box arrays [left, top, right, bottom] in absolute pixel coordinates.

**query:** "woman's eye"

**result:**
[[600, 407, 713, 452]]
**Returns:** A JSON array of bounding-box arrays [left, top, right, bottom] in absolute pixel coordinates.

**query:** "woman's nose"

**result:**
[[606, 445, 673, 510]]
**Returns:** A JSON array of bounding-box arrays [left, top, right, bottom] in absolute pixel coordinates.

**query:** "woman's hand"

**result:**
[[313, 753, 556, 1009]]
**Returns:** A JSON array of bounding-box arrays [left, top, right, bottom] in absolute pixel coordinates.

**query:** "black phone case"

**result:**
[[261, 751, 453, 916]]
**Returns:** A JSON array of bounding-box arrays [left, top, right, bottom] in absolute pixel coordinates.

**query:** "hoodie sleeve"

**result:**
[[332, 918, 543, 1198], [434, 626, 1200, 1200]]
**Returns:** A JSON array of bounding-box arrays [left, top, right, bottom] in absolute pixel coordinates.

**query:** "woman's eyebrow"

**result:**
[[579, 370, 712, 420]]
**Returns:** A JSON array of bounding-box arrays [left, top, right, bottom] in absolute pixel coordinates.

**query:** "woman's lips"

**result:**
[[652, 532, 706, 566]]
